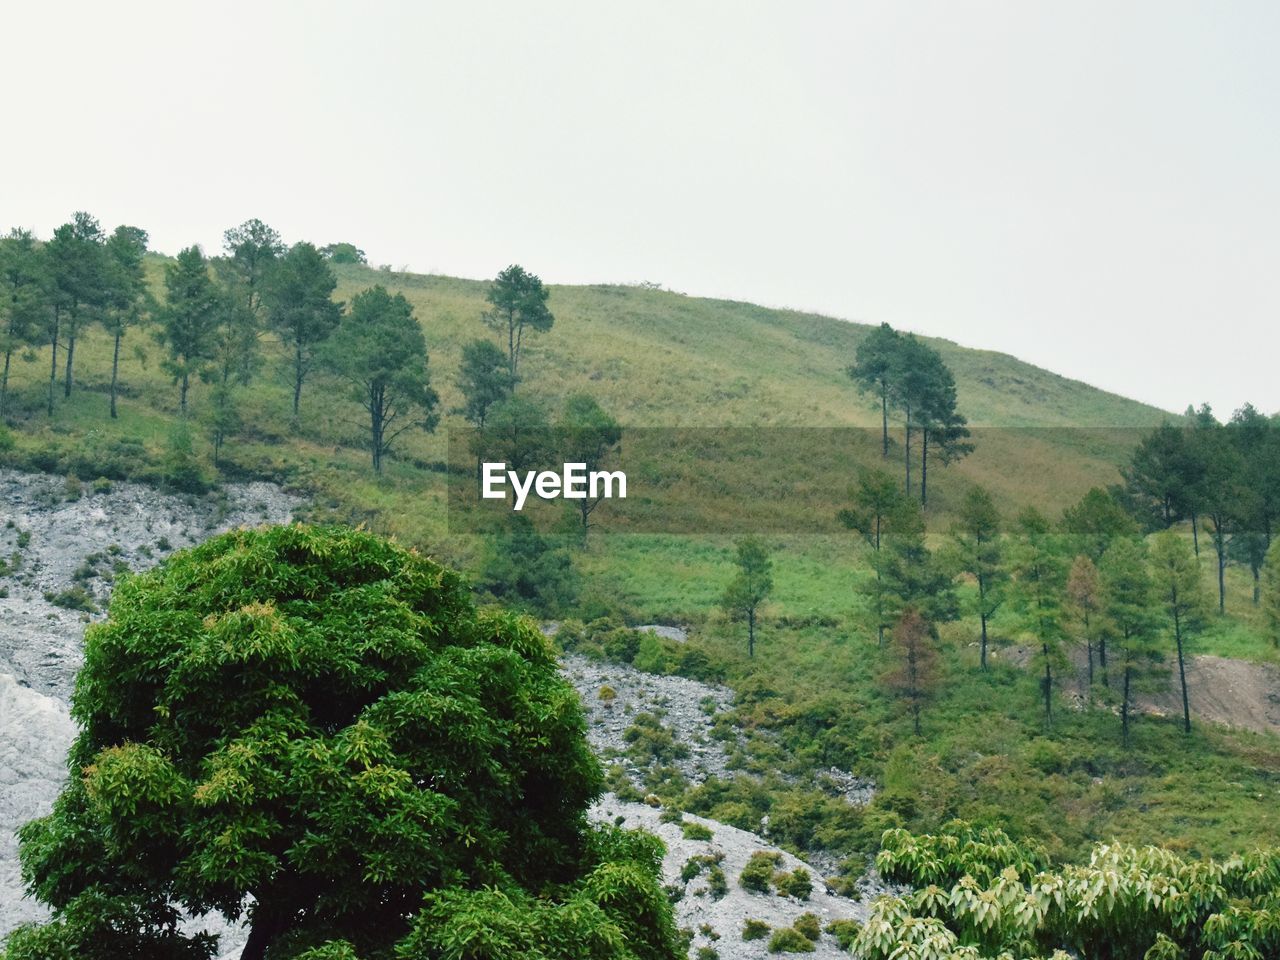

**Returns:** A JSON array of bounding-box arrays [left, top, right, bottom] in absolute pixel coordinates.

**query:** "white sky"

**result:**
[[4, 1, 1278, 416]]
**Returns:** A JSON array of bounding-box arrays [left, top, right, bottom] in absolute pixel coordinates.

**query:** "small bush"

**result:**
[[767, 927, 815, 953], [598, 684, 617, 702], [740, 851, 782, 894], [742, 919, 770, 942], [64, 474, 83, 501], [680, 858, 704, 883], [695, 949, 719, 960], [682, 821, 714, 841], [707, 865, 728, 900], [156, 536, 173, 552], [44, 586, 97, 613], [775, 867, 813, 901], [826, 919, 861, 950], [793, 913, 821, 941], [16, 530, 31, 549]]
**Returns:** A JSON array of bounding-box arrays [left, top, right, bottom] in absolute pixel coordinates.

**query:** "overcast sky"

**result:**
[[4, 1, 1278, 416]]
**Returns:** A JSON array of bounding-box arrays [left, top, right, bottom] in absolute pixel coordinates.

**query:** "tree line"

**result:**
[[0, 214, 621, 480], [848, 321, 973, 505]]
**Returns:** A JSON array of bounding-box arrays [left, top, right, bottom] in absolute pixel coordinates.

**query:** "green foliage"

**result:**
[[479, 514, 578, 615], [158, 246, 221, 411], [8, 524, 678, 959], [265, 242, 341, 416], [484, 264, 554, 381], [319, 242, 366, 265], [681, 821, 713, 841], [868, 822, 1280, 960], [43, 585, 97, 613], [774, 867, 813, 901], [322, 285, 438, 472], [826, 918, 862, 950], [720, 536, 773, 657], [740, 851, 783, 894], [742, 919, 771, 941], [766, 926, 816, 953], [792, 912, 821, 941], [457, 338, 514, 428]]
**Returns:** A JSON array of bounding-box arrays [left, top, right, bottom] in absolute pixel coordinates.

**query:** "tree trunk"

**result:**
[[1098, 636, 1108, 688], [239, 908, 286, 960], [747, 607, 755, 658], [1, 347, 11, 416], [110, 331, 122, 419], [293, 341, 304, 418], [180, 373, 189, 415], [1174, 611, 1191, 734], [903, 405, 912, 496], [920, 429, 929, 506], [880, 385, 888, 458], [1042, 644, 1052, 728], [63, 326, 76, 398], [1122, 667, 1132, 744], [47, 317, 59, 416], [1216, 537, 1227, 614], [1191, 512, 1200, 556], [370, 386, 383, 473]]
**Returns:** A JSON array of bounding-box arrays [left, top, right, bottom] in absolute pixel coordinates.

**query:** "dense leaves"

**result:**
[[5, 524, 678, 960]]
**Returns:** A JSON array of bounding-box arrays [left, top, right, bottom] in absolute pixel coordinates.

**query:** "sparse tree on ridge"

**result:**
[[46, 212, 109, 404], [1061, 487, 1138, 563], [949, 486, 1005, 670], [0, 229, 47, 416], [102, 226, 150, 419], [157, 247, 222, 414], [840, 469, 915, 645], [849, 321, 902, 459], [221, 218, 284, 317], [557, 393, 622, 538], [458, 338, 515, 428], [265, 241, 341, 417], [916, 353, 971, 507], [1192, 418, 1250, 614], [320, 241, 367, 264], [323, 285, 438, 473], [720, 536, 773, 658], [1010, 508, 1068, 729], [1101, 536, 1163, 744], [1150, 530, 1206, 734], [484, 264, 553, 382], [885, 608, 940, 736], [1065, 554, 1105, 691]]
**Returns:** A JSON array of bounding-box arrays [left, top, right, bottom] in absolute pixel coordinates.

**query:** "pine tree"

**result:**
[[848, 322, 902, 459], [158, 247, 222, 414], [720, 537, 774, 658], [102, 226, 150, 419], [1010, 508, 1068, 728], [885, 608, 940, 735], [0, 229, 48, 416], [1150, 531, 1206, 734], [1100, 537, 1163, 744], [949, 486, 1005, 669], [1065, 554, 1104, 693]]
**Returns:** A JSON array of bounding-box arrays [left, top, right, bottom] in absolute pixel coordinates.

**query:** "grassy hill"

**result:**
[[4, 259, 1278, 865]]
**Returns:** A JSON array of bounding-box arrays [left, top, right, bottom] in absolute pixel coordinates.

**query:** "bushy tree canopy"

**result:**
[[6, 524, 677, 960]]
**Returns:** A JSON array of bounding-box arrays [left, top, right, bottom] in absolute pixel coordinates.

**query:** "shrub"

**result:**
[[767, 927, 816, 953], [695, 949, 719, 960], [44, 586, 97, 613], [740, 851, 782, 894], [92, 476, 113, 494], [775, 867, 813, 901], [682, 821, 714, 841], [64, 474, 83, 501], [598, 684, 617, 702], [681, 858, 704, 883], [793, 913, 821, 941], [826, 919, 861, 950], [706, 865, 728, 900], [742, 919, 770, 941]]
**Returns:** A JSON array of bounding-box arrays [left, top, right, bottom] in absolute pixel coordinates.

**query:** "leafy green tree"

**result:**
[[1065, 554, 1105, 691], [948, 486, 1005, 669], [221, 219, 284, 317], [202, 381, 242, 467], [158, 247, 222, 414], [885, 608, 940, 735], [45, 212, 109, 409], [6, 525, 676, 960], [0, 228, 48, 416], [457, 338, 515, 428], [848, 321, 902, 459], [1190, 418, 1250, 613], [1123, 421, 1199, 532], [102, 226, 150, 419], [1100, 537, 1163, 743], [839, 469, 915, 645], [470, 394, 553, 478], [479, 514, 580, 615], [720, 537, 774, 658], [1227, 404, 1280, 603], [558, 393, 622, 537], [916, 353, 971, 507], [319, 242, 367, 264], [265, 242, 341, 417], [1009, 508, 1068, 728], [1264, 539, 1280, 648], [322, 286, 438, 473], [1060, 487, 1138, 563], [484, 264, 554, 382], [1150, 531, 1206, 734]]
